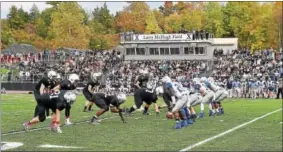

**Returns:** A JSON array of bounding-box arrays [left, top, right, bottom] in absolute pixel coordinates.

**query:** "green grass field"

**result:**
[[1, 94, 282, 151]]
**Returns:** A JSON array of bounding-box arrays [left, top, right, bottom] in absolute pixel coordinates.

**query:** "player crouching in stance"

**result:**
[[90, 93, 127, 124], [59, 73, 80, 125], [125, 72, 160, 115], [23, 90, 77, 133], [162, 76, 192, 129], [83, 74, 100, 112]]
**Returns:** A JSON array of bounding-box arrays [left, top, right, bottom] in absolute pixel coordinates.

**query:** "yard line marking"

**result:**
[[1, 116, 118, 136], [179, 108, 282, 151], [1, 142, 24, 150], [38, 144, 83, 149], [2, 112, 141, 136]]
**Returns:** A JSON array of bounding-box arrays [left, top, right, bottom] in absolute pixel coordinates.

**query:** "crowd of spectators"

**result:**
[[212, 48, 283, 82], [2, 48, 283, 90], [2, 50, 122, 83]]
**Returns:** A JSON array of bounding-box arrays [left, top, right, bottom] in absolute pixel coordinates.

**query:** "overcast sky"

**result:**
[[1, 2, 166, 19]]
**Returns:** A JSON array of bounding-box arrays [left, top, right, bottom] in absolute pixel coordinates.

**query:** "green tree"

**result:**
[[203, 2, 225, 37], [7, 5, 24, 29], [92, 3, 114, 33], [29, 4, 40, 24], [50, 2, 90, 49], [18, 7, 30, 23], [145, 11, 162, 34]]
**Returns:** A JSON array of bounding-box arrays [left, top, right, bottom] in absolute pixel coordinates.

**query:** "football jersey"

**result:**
[[165, 82, 187, 98], [204, 81, 220, 92]]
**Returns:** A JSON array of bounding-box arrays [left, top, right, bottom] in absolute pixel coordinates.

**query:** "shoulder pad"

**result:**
[[166, 82, 173, 88]]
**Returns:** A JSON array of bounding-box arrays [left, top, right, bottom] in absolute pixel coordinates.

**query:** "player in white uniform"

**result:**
[[162, 76, 191, 129], [196, 78, 215, 117], [202, 77, 228, 116]]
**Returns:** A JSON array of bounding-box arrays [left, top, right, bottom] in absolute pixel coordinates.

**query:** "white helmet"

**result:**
[[162, 76, 171, 83], [57, 74, 61, 79], [200, 77, 207, 83], [193, 78, 200, 83], [64, 91, 76, 105], [155, 86, 164, 94], [48, 71, 57, 80], [68, 74, 80, 84], [117, 93, 126, 104]]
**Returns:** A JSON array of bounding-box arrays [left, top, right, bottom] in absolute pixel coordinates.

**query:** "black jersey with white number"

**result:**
[[83, 80, 100, 92], [34, 77, 56, 91], [93, 93, 121, 107], [60, 79, 76, 90]]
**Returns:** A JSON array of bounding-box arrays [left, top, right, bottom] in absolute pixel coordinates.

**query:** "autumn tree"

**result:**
[[145, 11, 162, 34], [203, 2, 225, 37], [50, 2, 90, 49]]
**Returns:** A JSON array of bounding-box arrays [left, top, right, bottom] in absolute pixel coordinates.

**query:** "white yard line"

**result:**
[[179, 108, 282, 151], [38, 144, 83, 149], [2, 116, 118, 136]]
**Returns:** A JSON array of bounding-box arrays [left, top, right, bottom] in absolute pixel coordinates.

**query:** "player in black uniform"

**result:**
[[23, 89, 77, 133], [126, 72, 159, 115], [33, 71, 58, 119], [83, 76, 100, 112], [59, 73, 80, 125], [90, 93, 127, 124]]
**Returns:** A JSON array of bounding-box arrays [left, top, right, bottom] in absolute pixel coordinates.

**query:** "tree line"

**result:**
[[1, 2, 282, 51]]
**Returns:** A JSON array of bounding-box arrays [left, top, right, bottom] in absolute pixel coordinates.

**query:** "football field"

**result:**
[[1, 94, 282, 151]]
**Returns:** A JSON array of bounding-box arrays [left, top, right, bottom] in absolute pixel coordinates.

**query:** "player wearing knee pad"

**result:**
[[90, 93, 127, 124], [83, 75, 100, 112], [127, 72, 159, 116], [23, 90, 77, 134], [162, 76, 191, 129]]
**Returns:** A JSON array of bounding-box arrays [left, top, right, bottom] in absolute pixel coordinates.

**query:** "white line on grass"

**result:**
[[1, 116, 118, 136], [38, 144, 83, 149], [179, 108, 282, 151], [2, 114, 141, 136]]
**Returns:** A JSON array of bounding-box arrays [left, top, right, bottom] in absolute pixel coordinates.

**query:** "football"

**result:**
[[166, 112, 174, 119]]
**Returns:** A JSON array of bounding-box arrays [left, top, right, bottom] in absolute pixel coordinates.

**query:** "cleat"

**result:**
[[54, 126, 62, 134], [199, 112, 204, 118], [216, 112, 221, 116], [209, 110, 213, 117], [220, 108, 224, 115], [65, 121, 72, 126], [186, 119, 194, 124], [181, 120, 188, 127], [174, 122, 182, 129], [22, 122, 30, 131], [90, 116, 100, 125], [46, 116, 52, 119]]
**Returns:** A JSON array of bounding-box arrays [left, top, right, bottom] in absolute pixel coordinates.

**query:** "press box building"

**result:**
[[119, 32, 238, 60]]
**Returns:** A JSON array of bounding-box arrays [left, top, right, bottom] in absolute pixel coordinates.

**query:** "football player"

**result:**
[[33, 71, 58, 119], [202, 77, 228, 116], [126, 72, 159, 115], [59, 73, 80, 125], [199, 77, 217, 117], [162, 76, 192, 129], [90, 93, 127, 124], [83, 74, 100, 112], [23, 90, 77, 133]]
